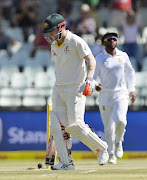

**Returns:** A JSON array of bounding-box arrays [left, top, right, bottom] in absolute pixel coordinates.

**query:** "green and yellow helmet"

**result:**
[[43, 14, 66, 44], [43, 13, 66, 33]]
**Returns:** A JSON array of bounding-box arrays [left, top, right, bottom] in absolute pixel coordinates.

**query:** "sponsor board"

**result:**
[[0, 111, 147, 151]]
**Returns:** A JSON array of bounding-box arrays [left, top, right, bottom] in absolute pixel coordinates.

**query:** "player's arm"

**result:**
[[79, 54, 102, 96], [85, 54, 102, 91], [84, 54, 96, 79], [125, 53, 136, 103], [93, 55, 102, 92]]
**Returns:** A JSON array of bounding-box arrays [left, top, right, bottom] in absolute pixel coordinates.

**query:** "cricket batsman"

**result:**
[[43, 13, 109, 170]]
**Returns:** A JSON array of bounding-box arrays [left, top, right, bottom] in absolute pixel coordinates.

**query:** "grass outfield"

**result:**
[[0, 159, 147, 180]]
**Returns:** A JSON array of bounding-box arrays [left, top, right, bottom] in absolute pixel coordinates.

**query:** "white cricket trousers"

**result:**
[[99, 98, 128, 155], [51, 84, 86, 127]]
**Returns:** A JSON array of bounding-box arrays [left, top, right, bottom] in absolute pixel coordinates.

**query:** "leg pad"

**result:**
[[66, 123, 108, 153], [50, 111, 69, 165]]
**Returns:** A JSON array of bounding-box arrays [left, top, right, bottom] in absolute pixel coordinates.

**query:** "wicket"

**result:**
[[46, 104, 52, 152], [45, 104, 57, 168]]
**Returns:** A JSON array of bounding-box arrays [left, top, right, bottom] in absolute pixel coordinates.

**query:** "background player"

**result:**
[[94, 32, 136, 164], [43, 13, 108, 170]]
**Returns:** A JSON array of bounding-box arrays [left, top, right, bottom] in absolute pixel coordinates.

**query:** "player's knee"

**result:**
[[65, 123, 90, 140], [50, 111, 61, 134]]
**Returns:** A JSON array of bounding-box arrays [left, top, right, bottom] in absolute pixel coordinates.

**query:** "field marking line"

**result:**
[[80, 170, 96, 174], [27, 168, 51, 171], [41, 174, 57, 176], [40, 170, 96, 176]]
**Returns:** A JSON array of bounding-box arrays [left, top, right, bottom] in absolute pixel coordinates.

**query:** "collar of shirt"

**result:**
[[64, 30, 72, 44], [103, 48, 120, 57], [54, 30, 71, 48]]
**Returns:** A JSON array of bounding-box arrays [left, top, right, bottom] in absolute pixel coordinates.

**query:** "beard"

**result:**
[[106, 43, 117, 51]]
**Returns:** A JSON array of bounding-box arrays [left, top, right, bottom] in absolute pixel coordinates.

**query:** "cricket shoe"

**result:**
[[97, 149, 109, 165], [51, 161, 75, 170], [108, 154, 117, 164], [115, 142, 123, 158]]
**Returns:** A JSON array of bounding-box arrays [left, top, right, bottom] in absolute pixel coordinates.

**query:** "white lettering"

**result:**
[[8, 127, 46, 144]]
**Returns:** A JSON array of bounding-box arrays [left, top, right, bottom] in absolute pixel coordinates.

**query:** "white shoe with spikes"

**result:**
[[51, 161, 75, 170]]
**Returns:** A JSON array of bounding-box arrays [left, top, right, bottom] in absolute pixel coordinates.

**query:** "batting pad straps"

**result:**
[[50, 111, 69, 165], [65, 124, 108, 153]]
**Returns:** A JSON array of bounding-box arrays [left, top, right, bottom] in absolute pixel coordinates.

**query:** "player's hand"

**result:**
[[78, 78, 96, 96], [95, 83, 103, 92], [129, 92, 136, 103], [83, 79, 95, 96]]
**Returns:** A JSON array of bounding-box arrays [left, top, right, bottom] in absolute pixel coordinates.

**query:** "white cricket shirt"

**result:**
[[94, 48, 135, 106], [51, 30, 92, 85]]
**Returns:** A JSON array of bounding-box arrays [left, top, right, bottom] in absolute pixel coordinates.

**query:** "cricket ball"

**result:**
[[38, 163, 42, 169]]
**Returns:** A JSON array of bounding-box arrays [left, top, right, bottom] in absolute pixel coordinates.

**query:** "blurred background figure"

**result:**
[[56, 0, 72, 15], [30, 22, 51, 57], [0, 0, 14, 21], [74, 3, 97, 37], [89, 33, 104, 57], [15, 0, 38, 42], [111, 0, 132, 28], [0, 25, 18, 56], [121, 10, 142, 71], [83, 0, 100, 31]]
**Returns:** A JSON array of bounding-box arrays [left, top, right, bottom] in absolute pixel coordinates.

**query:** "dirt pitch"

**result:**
[[0, 158, 147, 180]]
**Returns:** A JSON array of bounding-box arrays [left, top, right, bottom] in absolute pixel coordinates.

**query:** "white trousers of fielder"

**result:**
[[99, 97, 128, 155]]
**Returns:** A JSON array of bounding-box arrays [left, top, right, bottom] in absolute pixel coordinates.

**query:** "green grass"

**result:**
[[0, 158, 147, 180]]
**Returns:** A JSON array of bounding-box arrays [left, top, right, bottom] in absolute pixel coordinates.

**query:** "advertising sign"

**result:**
[[0, 111, 147, 151]]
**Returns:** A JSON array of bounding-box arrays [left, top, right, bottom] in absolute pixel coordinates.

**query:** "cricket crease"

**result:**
[[41, 174, 58, 176], [80, 170, 96, 174]]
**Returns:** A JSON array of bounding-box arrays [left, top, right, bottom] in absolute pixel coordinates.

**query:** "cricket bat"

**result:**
[[45, 104, 57, 167], [45, 134, 57, 165]]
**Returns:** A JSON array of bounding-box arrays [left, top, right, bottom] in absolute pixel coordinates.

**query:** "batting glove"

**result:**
[[78, 78, 97, 96]]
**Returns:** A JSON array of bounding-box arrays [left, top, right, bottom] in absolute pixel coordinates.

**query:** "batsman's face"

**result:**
[[44, 29, 59, 44], [103, 36, 117, 50]]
